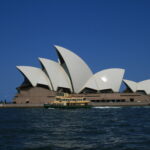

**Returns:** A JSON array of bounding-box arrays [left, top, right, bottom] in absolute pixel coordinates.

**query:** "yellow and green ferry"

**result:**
[[44, 94, 91, 109]]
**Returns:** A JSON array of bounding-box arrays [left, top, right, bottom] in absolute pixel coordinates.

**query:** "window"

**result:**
[[130, 98, 134, 102]]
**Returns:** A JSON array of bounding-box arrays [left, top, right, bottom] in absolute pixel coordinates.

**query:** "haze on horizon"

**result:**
[[0, 0, 150, 101]]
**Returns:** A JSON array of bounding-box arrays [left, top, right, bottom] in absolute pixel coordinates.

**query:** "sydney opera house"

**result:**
[[13, 45, 150, 106]]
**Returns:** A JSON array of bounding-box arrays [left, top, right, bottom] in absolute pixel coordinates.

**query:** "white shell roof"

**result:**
[[54, 45, 93, 93], [123, 79, 137, 92], [39, 58, 72, 91], [81, 68, 125, 92], [137, 80, 150, 94], [17, 66, 52, 89]]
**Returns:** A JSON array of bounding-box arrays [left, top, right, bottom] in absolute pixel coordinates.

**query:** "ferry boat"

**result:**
[[44, 94, 91, 109]]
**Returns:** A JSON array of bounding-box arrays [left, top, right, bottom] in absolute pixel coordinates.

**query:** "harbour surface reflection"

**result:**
[[0, 107, 150, 150]]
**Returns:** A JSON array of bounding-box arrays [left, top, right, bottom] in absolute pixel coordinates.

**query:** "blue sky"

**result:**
[[0, 0, 150, 101]]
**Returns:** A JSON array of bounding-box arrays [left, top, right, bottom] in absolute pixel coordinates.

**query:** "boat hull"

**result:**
[[44, 104, 92, 109]]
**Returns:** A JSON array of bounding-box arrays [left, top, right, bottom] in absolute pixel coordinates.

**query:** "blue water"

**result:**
[[0, 107, 150, 150]]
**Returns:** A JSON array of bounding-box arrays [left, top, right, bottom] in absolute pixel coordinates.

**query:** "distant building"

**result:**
[[13, 45, 150, 106]]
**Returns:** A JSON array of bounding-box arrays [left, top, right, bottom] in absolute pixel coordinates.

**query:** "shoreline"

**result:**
[[0, 102, 150, 108], [0, 104, 43, 108]]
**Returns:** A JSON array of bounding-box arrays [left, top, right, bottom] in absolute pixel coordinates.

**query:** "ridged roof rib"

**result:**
[[54, 45, 93, 93], [39, 58, 72, 91], [137, 80, 150, 94], [123, 79, 137, 92], [81, 68, 125, 92], [17, 66, 52, 89]]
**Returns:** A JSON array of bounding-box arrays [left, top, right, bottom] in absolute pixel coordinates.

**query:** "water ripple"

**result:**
[[0, 107, 150, 150]]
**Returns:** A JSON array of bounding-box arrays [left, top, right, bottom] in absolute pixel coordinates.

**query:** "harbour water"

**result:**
[[0, 107, 150, 150]]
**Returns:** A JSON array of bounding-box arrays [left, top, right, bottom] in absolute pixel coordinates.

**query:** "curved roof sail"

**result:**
[[137, 80, 150, 94], [123, 79, 137, 92], [81, 68, 125, 92], [54, 45, 93, 93], [39, 58, 72, 92], [17, 66, 52, 89]]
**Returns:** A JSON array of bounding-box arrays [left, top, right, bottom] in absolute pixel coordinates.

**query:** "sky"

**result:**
[[0, 0, 150, 101]]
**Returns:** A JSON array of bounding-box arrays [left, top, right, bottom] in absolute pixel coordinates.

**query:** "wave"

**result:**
[[48, 108, 55, 110], [93, 106, 122, 109]]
